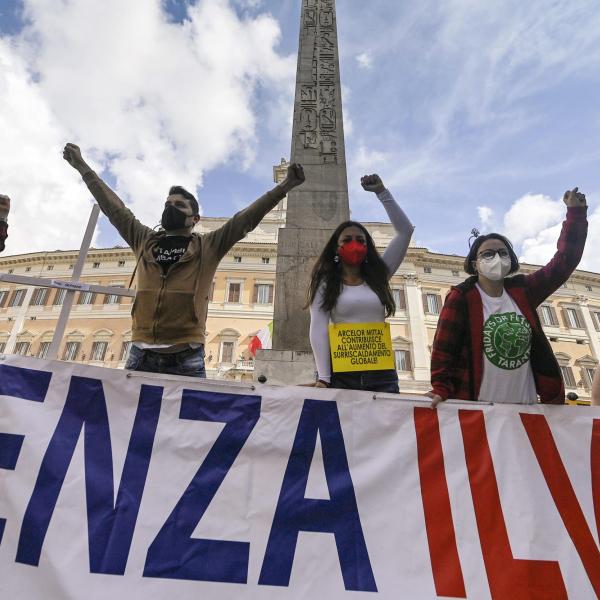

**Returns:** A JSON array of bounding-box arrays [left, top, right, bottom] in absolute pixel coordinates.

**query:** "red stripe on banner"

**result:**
[[521, 414, 600, 598], [459, 410, 567, 600], [593, 419, 600, 547], [414, 408, 466, 598]]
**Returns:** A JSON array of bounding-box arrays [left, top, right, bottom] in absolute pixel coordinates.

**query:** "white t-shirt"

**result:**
[[477, 284, 537, 404]]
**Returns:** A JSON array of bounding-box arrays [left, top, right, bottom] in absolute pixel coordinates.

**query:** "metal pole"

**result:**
[[47, 204, 100, 360]]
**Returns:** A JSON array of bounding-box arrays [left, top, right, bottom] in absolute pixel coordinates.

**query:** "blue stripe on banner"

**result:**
[[0, 365, 51, 546], [0, 433, 25, 470], [144, 389, 261, 584], [0, 365, 52, 402], [0, 435, 24, 544]]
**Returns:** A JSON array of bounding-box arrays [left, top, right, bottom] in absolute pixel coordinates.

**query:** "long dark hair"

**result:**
[[464, 232, 519, 275], [306, 220, 396, 317]]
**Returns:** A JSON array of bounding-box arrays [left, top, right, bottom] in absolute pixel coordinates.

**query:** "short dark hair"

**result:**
[[464, 232, 519, 275], [168, 185, 199, 216]]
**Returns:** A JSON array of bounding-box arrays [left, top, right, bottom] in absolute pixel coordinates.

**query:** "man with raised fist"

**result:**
[[64, 143, 305, 377]]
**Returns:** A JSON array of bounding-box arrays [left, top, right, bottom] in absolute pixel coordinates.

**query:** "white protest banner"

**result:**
[[0, 355, 599, 599]]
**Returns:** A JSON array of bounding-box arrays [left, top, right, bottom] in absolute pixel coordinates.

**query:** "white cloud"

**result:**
[[0, 38, 96, 255], [356, 51, 373, 70], [477, 205, 495, 230], [502, 193, 564, 244], [0, 0, 294, 253], [501, 192, 600, 273]]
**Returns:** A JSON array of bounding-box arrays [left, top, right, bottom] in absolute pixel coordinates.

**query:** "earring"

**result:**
[[333, 255, 340, 263]]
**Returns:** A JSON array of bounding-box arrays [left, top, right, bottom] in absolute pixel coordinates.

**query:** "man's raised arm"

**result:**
[[207, 163, 305, 260], [63, 143, 152, 251]]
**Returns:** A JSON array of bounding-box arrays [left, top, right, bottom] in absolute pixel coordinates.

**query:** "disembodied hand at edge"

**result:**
[[0, 194, 10, 220]]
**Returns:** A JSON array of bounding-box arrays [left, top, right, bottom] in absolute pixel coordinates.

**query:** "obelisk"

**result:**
[[255, 0, 349, 384], [273, 0, 350, 351]]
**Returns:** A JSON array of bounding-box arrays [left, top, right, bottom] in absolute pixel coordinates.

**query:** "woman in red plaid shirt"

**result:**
[[428, 188, 588, 408]]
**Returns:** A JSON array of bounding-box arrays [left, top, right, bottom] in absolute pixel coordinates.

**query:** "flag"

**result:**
[[248, 322, 273, 356]]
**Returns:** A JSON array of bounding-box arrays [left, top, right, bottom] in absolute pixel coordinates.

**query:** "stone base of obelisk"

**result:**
[[253, 349, 316, 386]]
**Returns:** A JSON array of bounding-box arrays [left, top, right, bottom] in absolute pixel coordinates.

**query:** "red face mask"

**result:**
[[338, 240, 368, 266]]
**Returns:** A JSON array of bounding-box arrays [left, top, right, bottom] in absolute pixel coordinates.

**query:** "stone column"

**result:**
[[403, 274, 431, 382]]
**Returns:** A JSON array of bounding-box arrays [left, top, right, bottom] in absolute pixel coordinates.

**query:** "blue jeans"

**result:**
[[125, 345, 206, 378], [330, 369, 399, 393]]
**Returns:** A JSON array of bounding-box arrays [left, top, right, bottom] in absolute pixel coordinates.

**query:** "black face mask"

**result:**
[[161, 205, 189, 230]]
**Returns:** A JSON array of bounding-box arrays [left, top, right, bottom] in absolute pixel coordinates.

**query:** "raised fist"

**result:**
[[563, 187, 587, 207], [63, 143, 86, 170], [0, 194, 10, 220], [284, 163, 305, 190], [361, 174, 385, 194]]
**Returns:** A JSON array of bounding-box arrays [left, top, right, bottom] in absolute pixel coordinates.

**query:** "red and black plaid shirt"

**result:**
[[430, 206, 588, 404], [0, 221, 7, 253]]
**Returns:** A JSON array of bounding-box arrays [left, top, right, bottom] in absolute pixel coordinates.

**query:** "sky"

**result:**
[[1, 0, 599, 272]]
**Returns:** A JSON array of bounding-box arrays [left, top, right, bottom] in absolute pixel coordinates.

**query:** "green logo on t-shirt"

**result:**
[[483, 312, 532, 370]]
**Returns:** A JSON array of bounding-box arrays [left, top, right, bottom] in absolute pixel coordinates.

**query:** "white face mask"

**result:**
[[477, 254, 512, 281]]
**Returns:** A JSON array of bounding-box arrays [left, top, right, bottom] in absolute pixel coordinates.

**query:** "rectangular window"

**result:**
[[262, 257, 270, 264], [53, 288, 67, 305], [424, 293, 441, 315], [93, 262, 100, 269], [586, 285, 593, 292], [120, 341, 132, 361], [9, 289, 27, 307], [15, 341, 31, 356], [0, 290, 8, 308], [395, 350, 412, 371], [565, 307, 581, 329], [47, 265, 54, 271], [118, 260, 125, 267], [392, 288, 406, 310], [78, 291, 96, 305], [227, 282, 241, 303], [451, 270, 460, 277], [592, 311, 600, 332], [586, 367, 596, 386], [31, 288, 49, 306], [539, 305, 558, 327], [253, 283, 274, 304], [560, 365, 576, 388], [63, 341, 80, 361], [221, 341, 234, 363], [25, 267, 31, 272], [424, 266, 432, 274], [209, 281, 215, 302], [233, 256, 242, 263], [90, 341, 108, 361], [0, 342, 6, 354], [37, 341, 51, 359]]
